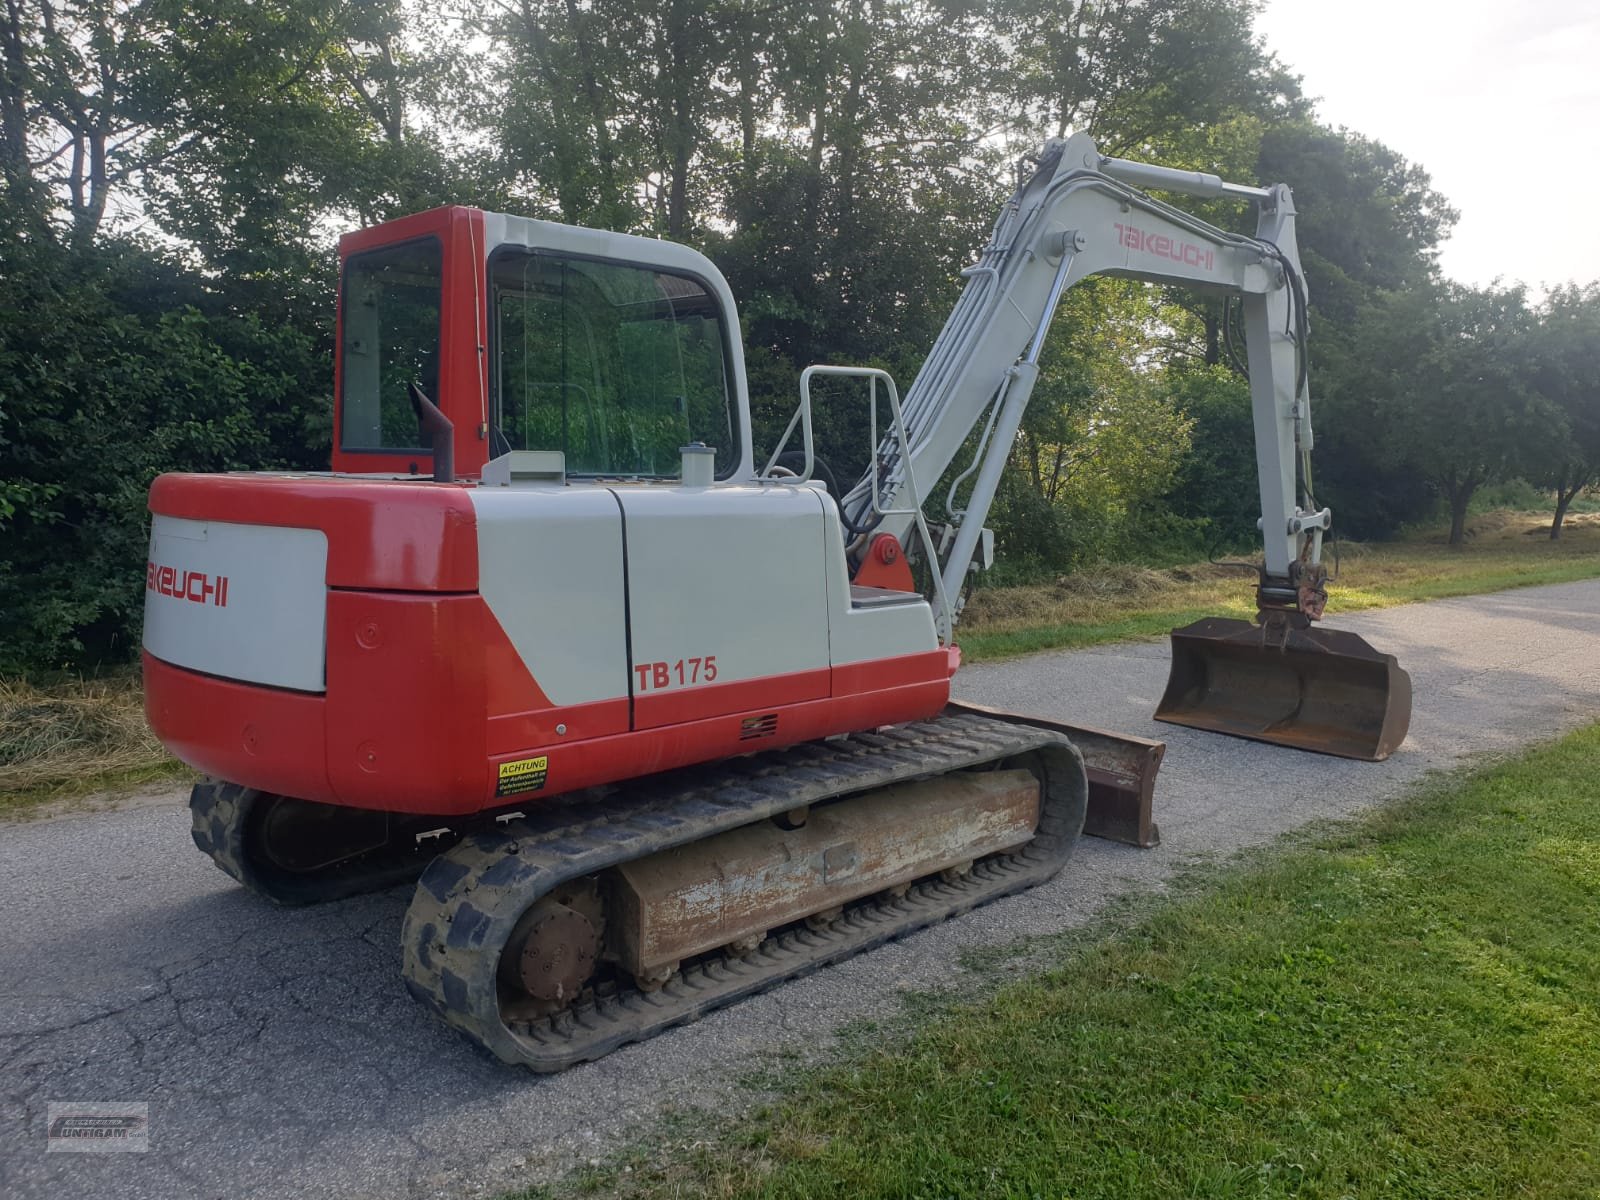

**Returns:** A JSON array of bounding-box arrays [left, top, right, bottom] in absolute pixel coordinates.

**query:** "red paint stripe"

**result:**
[[479, 599, 555, 715], [490, 680, 950, 808], [832, 648, 954, 696], [148, 619, 953, 816], [488, 698, 630, 756], [633, 666, 830, 730]]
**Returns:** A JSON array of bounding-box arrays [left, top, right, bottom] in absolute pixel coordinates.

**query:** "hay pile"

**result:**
[[962, 561, 1243, 630], [0, 675, 171, 795]]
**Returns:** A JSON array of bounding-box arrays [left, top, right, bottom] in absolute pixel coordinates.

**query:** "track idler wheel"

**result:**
[[400, 712, 1090, 1071]]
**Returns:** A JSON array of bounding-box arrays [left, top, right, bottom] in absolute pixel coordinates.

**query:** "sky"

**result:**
[[1255, 0, 1600, 293]]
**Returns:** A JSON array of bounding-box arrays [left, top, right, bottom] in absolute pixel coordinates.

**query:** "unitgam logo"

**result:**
[[146, 561, 229, 607]]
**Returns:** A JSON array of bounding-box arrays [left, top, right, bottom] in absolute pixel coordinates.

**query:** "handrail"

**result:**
[[760, 376, 815, 482], [782, 365, 957, 645]]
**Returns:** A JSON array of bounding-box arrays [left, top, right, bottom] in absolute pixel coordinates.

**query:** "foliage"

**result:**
[[1525, 284, 1600, 537], [0, 0, 1587, 668], [1161, 364, 1258, 549], [1365, 284, 1562, 545], [0, 233, 325, 668]]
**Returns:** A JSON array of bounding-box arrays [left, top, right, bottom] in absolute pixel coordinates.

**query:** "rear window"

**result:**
[[340, 238, 443, 452]]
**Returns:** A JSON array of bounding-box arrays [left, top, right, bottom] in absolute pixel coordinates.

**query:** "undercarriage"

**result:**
[[191, 709, 1095, 1069]]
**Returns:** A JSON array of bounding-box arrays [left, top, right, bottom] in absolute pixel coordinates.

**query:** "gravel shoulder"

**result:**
[[2, 581, 1597, 1200]]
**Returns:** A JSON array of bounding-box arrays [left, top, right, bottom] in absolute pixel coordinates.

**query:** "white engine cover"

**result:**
[[615, 484, 831, 714], [142, 514, 329, 692]]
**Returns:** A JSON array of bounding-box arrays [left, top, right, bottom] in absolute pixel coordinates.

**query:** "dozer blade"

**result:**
[[948, 700, 1163, 847], [1154, 617, 1412, 762]]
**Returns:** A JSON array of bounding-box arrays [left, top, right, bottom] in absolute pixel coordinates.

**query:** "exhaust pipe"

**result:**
[[1155, 617, 1412, 761], [407, 381, 455, 483]]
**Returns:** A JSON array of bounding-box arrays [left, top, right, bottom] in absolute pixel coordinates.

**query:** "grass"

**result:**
[[528, 723, 1600, 1200], [0, 670, 185, 818], [958, 508, 1600, 660]]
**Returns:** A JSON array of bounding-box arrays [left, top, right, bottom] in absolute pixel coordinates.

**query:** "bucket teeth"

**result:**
[[1154, 617, 1412, 762]]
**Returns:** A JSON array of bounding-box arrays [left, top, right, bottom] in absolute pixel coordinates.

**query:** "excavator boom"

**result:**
[[816, 133, 1412, 761]]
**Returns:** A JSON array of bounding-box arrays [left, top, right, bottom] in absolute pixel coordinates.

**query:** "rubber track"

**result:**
[[189, 780, 438, 906], [400, 711, 1088, 1071]]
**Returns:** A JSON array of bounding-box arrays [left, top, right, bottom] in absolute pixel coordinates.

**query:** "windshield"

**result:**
[[491, 251, 733, 477], [340, 238, 443, 453]]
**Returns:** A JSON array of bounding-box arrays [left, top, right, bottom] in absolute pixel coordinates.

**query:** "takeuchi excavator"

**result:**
[[143, 133, 1411, 1070]]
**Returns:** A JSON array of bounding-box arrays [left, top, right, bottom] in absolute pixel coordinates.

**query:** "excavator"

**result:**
[[142, 133, 1411, 1071]]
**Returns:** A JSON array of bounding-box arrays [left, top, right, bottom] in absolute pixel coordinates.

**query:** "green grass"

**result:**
[[529, 724, 1600, 1199], [959, 508, 1600, 661]]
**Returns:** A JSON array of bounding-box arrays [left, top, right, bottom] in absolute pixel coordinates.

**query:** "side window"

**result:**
[[492, 252, 735, 477], [340, 239, 443, 451]]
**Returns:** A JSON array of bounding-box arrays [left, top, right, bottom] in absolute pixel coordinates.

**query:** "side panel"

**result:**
[[616, 485, 831, 730], [471, 486, 630, 718], [324, 592, 489, 810], [142, 515, 329, 692], [817, 498, 941, 667]]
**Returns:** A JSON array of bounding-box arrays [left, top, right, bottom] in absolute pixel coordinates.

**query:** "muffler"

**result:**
[[1154, 617, 1412, 761]]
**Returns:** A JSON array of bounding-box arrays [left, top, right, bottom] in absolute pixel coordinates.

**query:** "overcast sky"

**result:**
[[1256, 0, 1600, 293]]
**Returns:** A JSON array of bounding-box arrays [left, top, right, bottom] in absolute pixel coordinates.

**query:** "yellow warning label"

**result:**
[[496, 755, 549, 797]]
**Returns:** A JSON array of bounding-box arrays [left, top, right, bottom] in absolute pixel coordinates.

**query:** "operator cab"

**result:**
[[333, 206, 757, 483]]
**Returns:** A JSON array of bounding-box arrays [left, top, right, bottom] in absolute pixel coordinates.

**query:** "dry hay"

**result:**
[[0, 675, 170, 794], [963, 560, 1244, 628]]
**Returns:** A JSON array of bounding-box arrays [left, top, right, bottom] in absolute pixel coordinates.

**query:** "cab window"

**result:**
[[340, 238, 442, 452], [492, 251, 733, 477]]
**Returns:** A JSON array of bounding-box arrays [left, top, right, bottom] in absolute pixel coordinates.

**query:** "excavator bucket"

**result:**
[[1154, 617, 1412, 761]]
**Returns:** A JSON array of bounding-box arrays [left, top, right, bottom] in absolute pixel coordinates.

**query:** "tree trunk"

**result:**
[[562, 0, 622, 225], [803, 0, 833, 233], [1447, 488, 1473, 546], [1551, 488, 1574, 540], [663, 0, 695, 240], [737, 0, 756, 182], [1, 0, 31, 200]]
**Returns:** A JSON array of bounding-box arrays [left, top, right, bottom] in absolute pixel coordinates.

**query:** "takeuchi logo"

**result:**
[[146, 561, 229, 607], [1114, 222, 1215, 271]]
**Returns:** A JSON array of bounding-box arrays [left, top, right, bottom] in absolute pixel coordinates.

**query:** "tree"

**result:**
[[1385, 284, 1559, 546], [1527, 285, 1600, 538], [0, 0, 1508, 668], [1161, 364, 1258, 549], [0, 235, 325, 668], [1255, 121, 1458, 540]]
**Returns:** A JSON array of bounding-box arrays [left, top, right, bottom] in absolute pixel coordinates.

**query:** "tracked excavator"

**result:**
[[143, 133, 1410, 1070]]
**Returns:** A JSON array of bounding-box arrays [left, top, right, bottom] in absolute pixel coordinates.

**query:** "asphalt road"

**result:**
[[4, 580, 1599, 1200]]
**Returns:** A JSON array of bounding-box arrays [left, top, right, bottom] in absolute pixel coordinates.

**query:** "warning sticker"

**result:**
[[496, 755, 549, 797]]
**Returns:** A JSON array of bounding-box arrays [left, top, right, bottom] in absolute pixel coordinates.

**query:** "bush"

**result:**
[[0, 239, 328, 670]]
